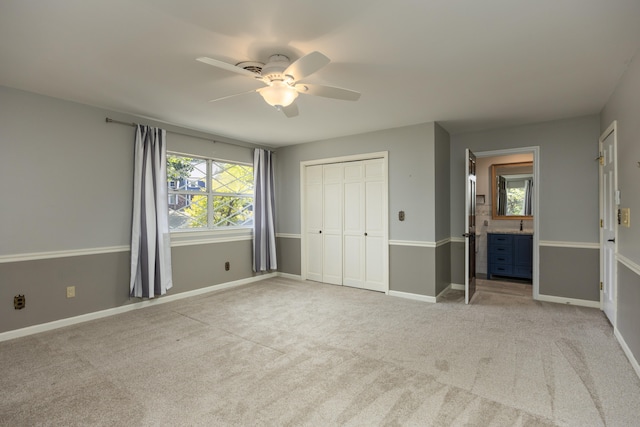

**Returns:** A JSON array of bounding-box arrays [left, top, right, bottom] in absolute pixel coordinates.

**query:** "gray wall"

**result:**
[[389, 246, 436, 296], [275, 122, 436, 242], [0, 87, 133, 254], [601, 54, 640, 264], [434, 123, 451, 241], [449, 115, 601, 300], [617, 264, 640, 363], [275, 122, 451, 297], [0, 86, 263, 334], [450, 115, 600, 243], [276, 237, 301, 276], [600, 51, 640, 370], [539, 246, 599, 301]]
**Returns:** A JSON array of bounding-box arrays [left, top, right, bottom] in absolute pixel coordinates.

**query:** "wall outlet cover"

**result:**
[[14, 294, 26, 309]]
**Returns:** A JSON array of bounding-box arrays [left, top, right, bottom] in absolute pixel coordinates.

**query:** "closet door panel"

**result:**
[[306, 233, 323, 282], [323, 234, 343, 285], [365, 181, 384, 235], [364, 160, 386, 291], [343, 234, 363, 288], [343, 163, 365, 288], [305, 165, 324, 282], [365, 235, 385, 291], [322, 164, 343, 285], [343, 181, 363, 234]]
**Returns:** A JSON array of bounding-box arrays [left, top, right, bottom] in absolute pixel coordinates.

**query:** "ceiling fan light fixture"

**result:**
[[259, 81, 298, 108]]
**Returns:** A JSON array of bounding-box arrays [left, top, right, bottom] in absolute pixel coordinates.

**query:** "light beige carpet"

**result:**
[[1, 277, 639, 426]]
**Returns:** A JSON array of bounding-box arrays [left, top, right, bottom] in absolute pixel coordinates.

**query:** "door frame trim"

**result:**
[[473, 146, 540, 300], [299, 151, 389, 292], [599, 120, 618, 321]]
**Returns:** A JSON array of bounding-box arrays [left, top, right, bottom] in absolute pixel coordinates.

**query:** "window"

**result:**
[[506, 179, 527, 216], [167, 154, 254, 230]]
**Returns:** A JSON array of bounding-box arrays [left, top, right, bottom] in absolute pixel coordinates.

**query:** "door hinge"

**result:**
[[600, 281, 603, 291], [596, 153, 604, 165]]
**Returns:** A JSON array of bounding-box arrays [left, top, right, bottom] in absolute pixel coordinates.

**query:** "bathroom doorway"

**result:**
[[471, 147, 540, 299]]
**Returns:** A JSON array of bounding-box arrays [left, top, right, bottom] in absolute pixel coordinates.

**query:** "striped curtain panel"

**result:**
[[129, 125, 173, 298], [253, 149, 277, 272]]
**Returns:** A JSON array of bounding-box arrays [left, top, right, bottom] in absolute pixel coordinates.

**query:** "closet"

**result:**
[[303, 157, 387, 292]]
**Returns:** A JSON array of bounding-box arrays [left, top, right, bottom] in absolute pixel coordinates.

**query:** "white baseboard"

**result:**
[[277, 272, 303, 281], [388, 290, 436, 303], [615, 327, 640, 380], [0, 273, 277, 343], [451, 283, 465, 291], [536, 293, 600, 308]]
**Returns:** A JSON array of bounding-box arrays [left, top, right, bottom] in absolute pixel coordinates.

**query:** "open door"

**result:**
[[464, 149, 477, 304], [600, 122, 617, 326]]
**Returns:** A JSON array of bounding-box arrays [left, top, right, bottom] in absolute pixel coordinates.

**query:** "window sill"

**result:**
[[169, 227, 253, 247]]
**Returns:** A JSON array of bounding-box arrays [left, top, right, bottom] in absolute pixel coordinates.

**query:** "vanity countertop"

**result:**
[[487, 229, 534, 235]]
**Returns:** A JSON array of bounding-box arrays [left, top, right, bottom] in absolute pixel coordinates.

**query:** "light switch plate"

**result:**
[[621, 208, 630, 228]]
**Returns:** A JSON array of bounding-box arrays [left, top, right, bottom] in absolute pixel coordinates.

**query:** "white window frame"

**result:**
[[167, 152, 254, 232]]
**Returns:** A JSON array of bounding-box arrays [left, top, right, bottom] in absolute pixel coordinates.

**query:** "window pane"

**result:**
[[212, 196, 253, 227], [168, 194, 208, 229], [211, 162, 253, 194], [167, 154, 254, 231], [506, 188, 525, 215], [167, 156, 207, 192]]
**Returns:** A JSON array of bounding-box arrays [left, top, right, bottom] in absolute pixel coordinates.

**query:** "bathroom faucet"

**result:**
[[520, 220, 523, 231]]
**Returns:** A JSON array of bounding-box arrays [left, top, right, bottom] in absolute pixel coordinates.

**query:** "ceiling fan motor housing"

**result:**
[[261, 54, 292, 82]]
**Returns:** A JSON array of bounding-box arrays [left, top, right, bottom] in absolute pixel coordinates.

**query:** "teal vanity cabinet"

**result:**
[[487, 233, 533, 280]]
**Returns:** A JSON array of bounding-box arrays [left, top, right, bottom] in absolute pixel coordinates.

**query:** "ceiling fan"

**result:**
[[196, 51, 360, 117]]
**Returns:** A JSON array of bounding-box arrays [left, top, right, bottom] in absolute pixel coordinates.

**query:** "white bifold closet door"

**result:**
[[305, 158, 385, 292]]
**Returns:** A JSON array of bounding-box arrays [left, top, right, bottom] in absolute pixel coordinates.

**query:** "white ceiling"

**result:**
[[1, 0, 639, 147]]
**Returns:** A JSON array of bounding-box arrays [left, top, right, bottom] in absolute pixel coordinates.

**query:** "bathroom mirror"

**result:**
[[491, 162, 533, 219]]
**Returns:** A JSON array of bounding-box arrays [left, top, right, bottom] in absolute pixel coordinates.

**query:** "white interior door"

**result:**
[[600, 124, 617, 325], [305, 165, 323, 282], [465, 149, 477, 304], [322, 164, 343, 285]]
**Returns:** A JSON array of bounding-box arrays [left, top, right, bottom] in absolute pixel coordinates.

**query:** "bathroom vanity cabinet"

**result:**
[[487, 233, 533, 280]]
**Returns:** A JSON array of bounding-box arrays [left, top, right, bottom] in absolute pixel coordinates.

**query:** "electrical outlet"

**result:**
[[225, 261, 230, 271], [621, 208, 631, 228], [66, 286, 76, 298], [14, 295, 26, 310]]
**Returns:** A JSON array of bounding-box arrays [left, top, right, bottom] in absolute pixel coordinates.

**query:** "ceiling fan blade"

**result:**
[[208, 89, 257, 103], [281, 103, 299, 118], [196, 56, 259, 79], [295, 83, 361, 101], [284, 51, 330, 81]]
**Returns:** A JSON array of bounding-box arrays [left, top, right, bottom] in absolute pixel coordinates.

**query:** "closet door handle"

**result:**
[[364, 232, 368, 236], [319, 230, 322, 234]]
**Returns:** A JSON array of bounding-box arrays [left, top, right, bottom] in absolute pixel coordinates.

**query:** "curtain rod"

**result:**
[[105, 117, 259, 149]]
